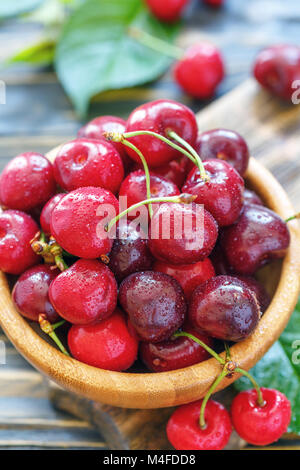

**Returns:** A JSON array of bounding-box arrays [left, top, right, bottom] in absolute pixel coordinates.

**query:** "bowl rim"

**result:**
[[0, 156, 299, 409]]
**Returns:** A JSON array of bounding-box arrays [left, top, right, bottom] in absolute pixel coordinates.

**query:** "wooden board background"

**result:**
[[0, 0, 300, 450]]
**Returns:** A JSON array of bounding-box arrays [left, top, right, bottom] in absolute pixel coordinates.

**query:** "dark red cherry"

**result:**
[[253, 45, 300, 100], [108, 224, 153, 283], [203, 0, 224, 6], [149, 202, 218, 265], [145, 0, 189, 22], [0, 210, 39, 275], [140, 323, 213, 372], [125, 99, 198, 167], [0, 152, 56, 211], [174, 43, 225, 99], [221, 203, 290, 275], [53, 138, 124, 194], [243, 188, 264, 206], [50, 187, 119, 259], [153, 258, 215, 301], [234, 275, 270, 313], [40, 193, 65, 236], [194, 129, 250, 176], [49, 259, 117, 325], [133, 155, 189, 189], [210, 242, 232, 275], [68, 308, 138, 371], [189, 275, 261, 342], [119, 271, 186, 343], [77, 115, 131, 171], [12, 264, 59, 323], [183, 159, 244, 226]]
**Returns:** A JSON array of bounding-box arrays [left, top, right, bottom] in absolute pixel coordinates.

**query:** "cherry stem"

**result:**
[[173, 331, 225, 365], [52, 320, 65, 331], [285, 213, 300, 223], [38, 314, 70, 356], [224, 342, 231, 362], [235, 367, 265, 407], [128, 26, 183, 60], [199, 366, 228, 429]]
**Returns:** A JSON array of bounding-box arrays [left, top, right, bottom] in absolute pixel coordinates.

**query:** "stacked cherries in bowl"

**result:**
[[0, 99, 290, 375]]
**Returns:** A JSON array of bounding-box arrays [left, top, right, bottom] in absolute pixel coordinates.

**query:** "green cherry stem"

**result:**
[[173, 331, 225, 365], [199, 366, 228, 429], [235, 367, 265, 407], [285, 213, 300, 223], [38, 314, 70, 356], [128, 26, 183, 60], [51, 320, 66, 331]]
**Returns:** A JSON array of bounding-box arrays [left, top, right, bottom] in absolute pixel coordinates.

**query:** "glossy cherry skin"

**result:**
[[0, 152, 56, 211], [149, 202, 218, 265], [183, 159, 244, 226], [174, 43, 224, 99], [194, 129, 250, 176], [243, 188, 264, 206], [231, 388, 291, 446], [125, 100, 198, 167], [253, 45, 300, 100], [234, 275, 270, 313], [189, 275, 261, 342], [0, 210, 39, 275], [119, 271, 186, 343], [221, 203, 290, 275], [50, 187, 119, 259], [77, 115, 131, 171], [140, 323, 213, 372], [40, 193, 65, 236], [49, 259, 117, 325], [53, 138, 124, 194], [12, 265, 59, 323], [145, 0, 188, 22], [167, 399, 232, 450], [153, 258, 215, 301], [68, 309, 138, 371]]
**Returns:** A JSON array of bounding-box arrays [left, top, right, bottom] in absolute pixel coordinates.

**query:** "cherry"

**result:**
[[50, 187, 119, 259], [194, 129, 250, 176], [183, 159, 244, 226], [203, 0, 224, 7], [125, 99, 198, 167], [243, 188, 264, 206], [253, 45, 300, 101], [231, 388, 291, 446], [167, 399, 232, 450], [108, 223, 153, 283], [189, 275, 261, 342], [221, 203, 290, 275], [234, 275, 270, 313], [145, 0, 189, 22], [77, 115, 131, 171], [174, 43, 225, 99], [68, 308, 138, 371], [0, 210, 39, 274], [149, 202, 218, 265], [12, 264, 60, 323], [210, 242, 232, 275], [0, 152, 56, 211], [49, 259, 117, 325], [119, 271, 186, 343], [40, 193, 65, 236], [53, 138, 124, 194], [140, 323, 213, 372], [133, 155, 189, 189], [153, 258, 215, 301]]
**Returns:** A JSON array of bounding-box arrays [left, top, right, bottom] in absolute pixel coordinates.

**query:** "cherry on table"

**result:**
[[40, 193, 65, 236], [145, 0, 189, 22]]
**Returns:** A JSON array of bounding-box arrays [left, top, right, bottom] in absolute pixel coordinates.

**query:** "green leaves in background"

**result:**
[[8, 39, 55, 66], [0, 0, 44, 19], [55, 0, 180, 116], [235, 297, 300, 435]]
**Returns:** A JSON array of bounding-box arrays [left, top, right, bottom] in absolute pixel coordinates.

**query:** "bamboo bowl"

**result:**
[[0, 151, 300, 409]]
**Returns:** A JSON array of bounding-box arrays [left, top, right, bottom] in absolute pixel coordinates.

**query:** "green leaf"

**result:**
[[55, 0, 180, 116], [8, 39, 55, 66], [0, 0, 44, 19], [235, 296, 300, 435]]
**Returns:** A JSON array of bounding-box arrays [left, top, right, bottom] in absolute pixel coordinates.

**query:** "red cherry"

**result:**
[[132, 156, 189, 189], [153, 258, 215, 301], [210, 242, 233, 275], [231, 388, 291, 446], [194, 129, 250, 176], [125, 99, 198, 167], [68, 309, 138, 371], [234, 275, 270, 313], [167, 399, 232, 450], [0, 210, 39, 275], [0, 152, 56, 211], [12, 265, 59, 323], [174, 43, 224, 99], [77, 115, 131, 170], [140, 323, 213, 372], [253, 45, 300, 100], [145, 0, 189, 22], [49, 259, 117, 325], [243, 188, 264, 206], [53, 138, 124, 194], [149, 202, 218, 265], [203, 0, 224, 7], [183, 159, 244, 226], [50, 187, 119, 259], [40, 193, 65, 236]]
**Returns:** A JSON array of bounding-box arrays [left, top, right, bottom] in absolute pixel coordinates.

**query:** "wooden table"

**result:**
[[0, 0, 300, 450]]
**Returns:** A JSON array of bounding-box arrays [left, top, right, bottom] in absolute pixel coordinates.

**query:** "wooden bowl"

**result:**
[[0, 152, 299, 409]]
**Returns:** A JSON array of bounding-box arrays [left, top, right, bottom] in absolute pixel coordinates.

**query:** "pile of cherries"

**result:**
[[0, 99, 292, 449]]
